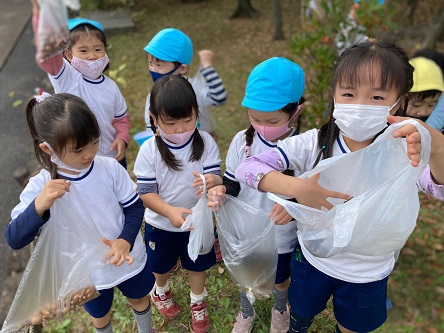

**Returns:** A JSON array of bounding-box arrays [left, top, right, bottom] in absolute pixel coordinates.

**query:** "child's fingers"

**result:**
[[125, 255, 134, 266]]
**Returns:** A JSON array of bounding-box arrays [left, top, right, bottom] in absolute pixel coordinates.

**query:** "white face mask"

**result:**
[[44, 142, 91, 173], [333, 98, 400, 142]]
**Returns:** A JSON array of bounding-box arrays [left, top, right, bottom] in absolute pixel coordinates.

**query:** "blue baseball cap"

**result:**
[[68, 18, 104, 32], [242, 57, 305, 112], [144, 28, 193, 65]]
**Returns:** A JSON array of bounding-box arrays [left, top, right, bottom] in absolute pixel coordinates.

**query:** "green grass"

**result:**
[[41, 0, 444, 332]]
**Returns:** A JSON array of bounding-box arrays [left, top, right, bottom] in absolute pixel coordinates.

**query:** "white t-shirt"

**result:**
[[11, 156, 146, 289], [225, 129, 299, 254], [49, 59, 127, 158], [276, 129, 395, 283], [134, 131, 221, 232]]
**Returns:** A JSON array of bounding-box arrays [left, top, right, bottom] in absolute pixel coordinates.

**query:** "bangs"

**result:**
[[69, 27, 107, 50], [52, 100, 100, 154]]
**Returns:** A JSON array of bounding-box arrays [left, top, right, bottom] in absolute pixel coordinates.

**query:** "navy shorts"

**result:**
[[275, 252, 292, 284], [145, 224, 216, 274], [83, 262, 155, 318], [288, 245, 388, 332]]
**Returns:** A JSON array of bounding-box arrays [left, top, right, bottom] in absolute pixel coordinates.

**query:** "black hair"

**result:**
[[314, 39, 414, 167], [26, 93, 101, 179], [149, 75, 204, 171], [245, 96, 305, 176]]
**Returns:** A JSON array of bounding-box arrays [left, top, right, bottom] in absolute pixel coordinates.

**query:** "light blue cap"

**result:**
[[242, 57, 305, 112], [68, 17, 104, 32], [144, 28, 193, 65]]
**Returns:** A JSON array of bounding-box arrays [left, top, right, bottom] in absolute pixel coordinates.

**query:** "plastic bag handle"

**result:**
[[180, 174, 207, 230]]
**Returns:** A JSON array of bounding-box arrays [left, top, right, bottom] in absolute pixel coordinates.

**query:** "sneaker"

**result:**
[[150, 290, 181, 319], [213, 238, 222, 263], [231, 311, 255, 333], [190, 301, 210, 333], [270, 305, 290, 333]]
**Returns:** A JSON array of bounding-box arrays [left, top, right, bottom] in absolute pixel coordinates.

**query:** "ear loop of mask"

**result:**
[[44, 142, 91, 173]]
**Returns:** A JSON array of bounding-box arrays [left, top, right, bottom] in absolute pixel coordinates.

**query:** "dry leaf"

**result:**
[[218, 266, 225, 274]]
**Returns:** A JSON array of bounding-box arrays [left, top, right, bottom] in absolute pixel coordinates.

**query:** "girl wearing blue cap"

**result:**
[[142, 28, 227, 138], [208, 57, 305, 333], [233, 40, 444, 333], [31, 0, 130, 169]]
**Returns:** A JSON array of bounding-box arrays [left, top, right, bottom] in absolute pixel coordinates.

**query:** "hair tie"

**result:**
[[34, 91, 51, 103], [322, 145, 326, 149]]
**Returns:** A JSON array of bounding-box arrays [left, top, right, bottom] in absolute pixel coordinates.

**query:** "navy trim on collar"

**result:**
[[59, 161, 94, 181], [54, 63, 66, 79], [164, 133, 195, 149], [257, 133, 276, 147], [83, 75, 105, 84], [336, 136, 347, 154]]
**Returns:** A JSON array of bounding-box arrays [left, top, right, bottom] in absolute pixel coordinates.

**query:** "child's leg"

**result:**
[[127, 296, 152, 333], [83, 288, 114, 333], [187, 270, 210, 333], [270, 252, 292, 333], [289, 310, 314, 333]]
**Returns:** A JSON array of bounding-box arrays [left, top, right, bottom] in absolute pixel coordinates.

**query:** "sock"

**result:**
[[190, 288, 208, 305], [239, 291, 254, 319], [132, 304, 152, 333], [94, 321, 113, 333], [273, 286, 288, 313], [334, 324, 343, 333], [154, 281, 170, 295], [289, 309, 313, 333]]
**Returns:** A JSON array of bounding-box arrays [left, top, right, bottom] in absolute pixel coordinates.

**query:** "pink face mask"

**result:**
[[157, 125, 195, 145], [251, 105, 302, 141], [71, 53, 109, 79]]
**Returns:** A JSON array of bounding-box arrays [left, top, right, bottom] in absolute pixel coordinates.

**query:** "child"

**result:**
[[5, 93, 155, 333], [208, 57, 304, 333], [407, 54, 444, 132], [31, 0, 130, 168], [133, 75, 223, 333], [232, 39, 444, 333], [143, 28, 227, 138]]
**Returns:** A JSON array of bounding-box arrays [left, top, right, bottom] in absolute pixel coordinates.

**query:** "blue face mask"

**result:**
[[149, 64, 180, 82]]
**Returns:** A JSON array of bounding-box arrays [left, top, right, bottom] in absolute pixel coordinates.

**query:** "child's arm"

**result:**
[[111, 114, 130, 161], [113, 197, 144, 254], [198, 50, 227, 106], [6, 179, 70, 250], [234, 149, 351, 210], [31, 0, 64, 75], [418, 166, 444, 200], [140, 193, 192, 228]]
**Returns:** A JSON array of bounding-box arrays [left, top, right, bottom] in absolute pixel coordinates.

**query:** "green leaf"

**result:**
[[12, 100, 23, 107]]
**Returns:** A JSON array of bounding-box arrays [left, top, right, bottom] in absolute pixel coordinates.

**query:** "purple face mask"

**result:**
[[251, 105, 302, 141], [157, 125, 195, 145]]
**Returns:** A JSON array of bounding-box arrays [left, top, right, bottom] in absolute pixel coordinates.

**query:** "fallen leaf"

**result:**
[[435, 286, 444, 295], [218, 266, 225, 274], [12, 100, 23, 107], [9, 91, 14, 97]]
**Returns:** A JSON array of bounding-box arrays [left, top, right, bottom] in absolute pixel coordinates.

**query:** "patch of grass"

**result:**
[[41, 0, 444, 332]]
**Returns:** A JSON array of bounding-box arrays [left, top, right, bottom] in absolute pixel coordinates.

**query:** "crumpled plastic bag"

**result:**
[[268, 120, 431, 258], [215, 195, 277, 303]]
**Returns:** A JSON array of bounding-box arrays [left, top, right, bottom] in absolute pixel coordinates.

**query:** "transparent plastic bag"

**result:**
[[215, 195, 277, 302], [181, 174, 215, 262], [35, 0, 73, 62], [268, 120, 431, 258], [1, 186, 109, 333]]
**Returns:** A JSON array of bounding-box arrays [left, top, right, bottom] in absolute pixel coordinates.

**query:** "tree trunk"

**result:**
[[230, 0, 258, 19], [272, 0, 284, 40], [421, 6, 444, 50]]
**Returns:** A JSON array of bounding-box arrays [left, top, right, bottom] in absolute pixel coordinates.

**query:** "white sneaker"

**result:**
[[231, 311, 255, 333], [270, 305, 290, 333]]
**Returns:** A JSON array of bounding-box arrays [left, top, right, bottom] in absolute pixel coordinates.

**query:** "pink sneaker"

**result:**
[[150, 290, 181, 319], [190, 301, 210, 333], [270, 306, 290, 333], [231, 311, 255, 333], [213, 238, 222, 263]]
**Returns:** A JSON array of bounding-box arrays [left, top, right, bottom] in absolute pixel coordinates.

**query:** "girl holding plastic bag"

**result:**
[[234, 39, 444, 333], [133, 75, 222, 333], [5, 93, 154, 333], [208, 57, 305, 333], [31, 0, 130, 169]]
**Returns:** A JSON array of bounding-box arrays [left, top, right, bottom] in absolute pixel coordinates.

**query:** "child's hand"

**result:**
[[296, 174, 351, 210], [31, 0, 39, 12], [198, 50, 214, 69], [34, 179, 71, 217], [388, 115, 422, 167], [207, 185, 226, 211], [167, 206, 193, 228], [102, 237, 134, 266], [192, 171, 223, 196], [270, 203, 293, 225], [110, 138, 126, 161]]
